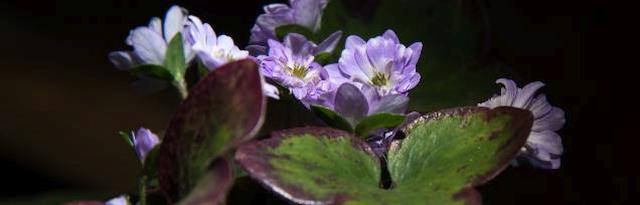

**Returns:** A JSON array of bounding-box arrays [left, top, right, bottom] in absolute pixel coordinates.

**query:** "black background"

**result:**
[[0, 0, 630, 204]]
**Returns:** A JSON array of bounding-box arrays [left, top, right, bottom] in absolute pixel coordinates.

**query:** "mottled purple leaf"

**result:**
[[158, 59, 266, 202]]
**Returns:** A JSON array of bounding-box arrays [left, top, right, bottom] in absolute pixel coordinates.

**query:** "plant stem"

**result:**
[[139, 175, 147, 205], [173, 78, 188, 100]]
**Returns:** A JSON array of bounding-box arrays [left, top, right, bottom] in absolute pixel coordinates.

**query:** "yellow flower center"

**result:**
[[370, 72, 389, 87], [289, 64, 308, 79]]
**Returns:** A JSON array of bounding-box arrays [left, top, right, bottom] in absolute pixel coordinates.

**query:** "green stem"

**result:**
[[173, 78, 188, 100], [139, 175, 147, 205]]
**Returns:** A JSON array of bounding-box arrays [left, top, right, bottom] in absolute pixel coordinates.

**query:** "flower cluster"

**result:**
[[101, 2, 569, 204], [258, 29, 422, 125]]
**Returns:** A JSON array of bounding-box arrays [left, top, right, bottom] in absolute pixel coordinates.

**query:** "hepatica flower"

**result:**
[[185, 16, 249, 70], [479, 78, 566, 169], [130, 127, 160, 163], [333, 29, 422, 96], [258, 33, 334, 104], [109, 5, 192, 70], [318, 30, 422, 124], [249, 0, 328, 47], [184, 15, 280, 99]]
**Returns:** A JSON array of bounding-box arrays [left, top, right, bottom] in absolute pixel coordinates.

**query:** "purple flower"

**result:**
[[258, 33, 334, 103], [184, 16, 280, 99], [131, 128, 160, 163], [249, 0, 328, 47], [329, 30, 422, 96], [479, 78, 566, 169], [109, 5, 192, 70]]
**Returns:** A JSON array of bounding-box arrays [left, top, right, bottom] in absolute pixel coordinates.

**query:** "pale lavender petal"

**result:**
[[407, 42, 423, 66], [108, 51, 135, 70], [148, 17, 163, 35], [527, 94, 553, 118], [197, 51, 227, 71], [382, 29, 400, 44], [528, 130, 563, 156], [495, 78, 518, 106], [345, 35, 366, 49], [533, 107, 565, 132], [127, 27, 167, 65], [262, 79, 280, 99], [291, 0, 328, 31], [283, 33, 313, 57], [314, 31, 343, 54], [334, 83, 369, 125], [264, 3, 290, 13], [369, 94, 409, 114], [513, 81, 545, 107], [163, 5, 188, 43]]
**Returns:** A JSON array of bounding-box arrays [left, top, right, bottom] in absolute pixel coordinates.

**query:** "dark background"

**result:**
[[0, 0, 630, 204]]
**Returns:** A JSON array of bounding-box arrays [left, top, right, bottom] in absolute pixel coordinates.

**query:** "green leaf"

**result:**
[[129, 64, 173, 81], [196, 60, 209, 79], [313, 52, 334, 65], [235, 107, 533, 204], [386, 107, 533, 204], [164, 33, 187, 79], [275, 24, 315, 40], [235, 127, 380, 204], [118, 131, 133, 146], [354, 113, 405, 138], [310, 105, 353, 132], [157, 59, 266, 202]]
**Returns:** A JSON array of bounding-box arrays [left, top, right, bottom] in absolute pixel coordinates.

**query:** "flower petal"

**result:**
[[345, 35, 366, 49], [369, 94, 409, 115], [334, 83, 369, 125], [315, 31, 343, 54], [127, 27, 167, 65], [513, 81, 545, 107], [533, 107, 565, 132], [382, 29, 400, 44], [108, 51, 136, 70], [163, 5, 188, 43]]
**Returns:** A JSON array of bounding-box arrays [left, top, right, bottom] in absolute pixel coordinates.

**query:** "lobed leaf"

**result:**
[[236, 107, 532, 204]]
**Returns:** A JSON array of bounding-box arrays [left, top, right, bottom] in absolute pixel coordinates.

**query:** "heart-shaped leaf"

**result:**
[[235, 107, 532, 204], [158, 59, 266, 202], [310, 105, 353, 132], [386, 106, 533, 204], [177, 158, 234, 205], [354, 113, 405, 138]]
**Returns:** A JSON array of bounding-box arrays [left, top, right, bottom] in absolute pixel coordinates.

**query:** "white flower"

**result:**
[[184, 16, 279, 99], [109, 5, 192, 70], [479, 78, 566, 169]]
